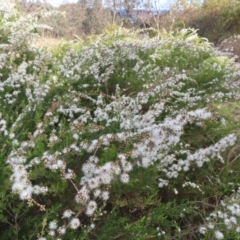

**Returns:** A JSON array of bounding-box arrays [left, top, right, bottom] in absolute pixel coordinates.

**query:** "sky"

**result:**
[[46, 0, 174, 9]]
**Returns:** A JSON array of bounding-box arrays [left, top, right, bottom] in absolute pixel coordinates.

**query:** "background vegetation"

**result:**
[[18, 0, 240, 44]]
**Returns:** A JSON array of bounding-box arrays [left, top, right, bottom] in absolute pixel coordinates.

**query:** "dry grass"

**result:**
[[33, 37, 62, 48]]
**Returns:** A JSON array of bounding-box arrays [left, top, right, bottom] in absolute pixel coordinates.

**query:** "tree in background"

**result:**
[[80, 0, 112, 34], [187, 0, 240, 43], [19, 0, 113, 38], [18, 0, 172, 38]]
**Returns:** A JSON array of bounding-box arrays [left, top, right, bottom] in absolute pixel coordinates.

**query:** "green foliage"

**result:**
[[186, 0, 240, 43]]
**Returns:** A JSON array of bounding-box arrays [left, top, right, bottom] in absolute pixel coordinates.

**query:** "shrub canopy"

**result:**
[[0, 2, 240, 239]]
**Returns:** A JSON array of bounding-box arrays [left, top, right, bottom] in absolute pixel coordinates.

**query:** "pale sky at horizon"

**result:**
[[46, 0, 173, 9]]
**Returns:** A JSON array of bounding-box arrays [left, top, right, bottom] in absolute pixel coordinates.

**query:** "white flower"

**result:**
[[82, 162, 96, 177], [49, 220, 58, 230], [9, 133, 15, 139], [49, 230, 55, 236], [101, 173, 112, 184], [57, 226, 66, 235], [121, 159, 133, 173], [224, 218, 232, 229], [207, 223, 214, 229], [141, 157, 152, 168], [62, 209, 74, 219], [236, 226, 240, 232], [101, 191, 109, 201], [86, 200, 97, 216], [21, 141, 29, 148], [199, 226, 207, 235], [19, 185, 32, 200], [69, 218, 81, 229], [108, 163, 120, 176], [89, 156, 99, 163], [75, 189, 89, 204], [57, 160, 65, 169], [229, 216, 237, 224], [12, 139, 19, 146], [93, 189, 101, 198], [214, 230, 224, 239], [73, 133, 79, 140], [120, 173, 129, 184], [88, 178, 100, 190], [12, 182, 25, 193], [158, 179, 168, 188], [90, 223, 95, 229]]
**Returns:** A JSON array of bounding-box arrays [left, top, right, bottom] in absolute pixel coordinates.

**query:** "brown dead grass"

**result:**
[[33, 37, 62, 48]]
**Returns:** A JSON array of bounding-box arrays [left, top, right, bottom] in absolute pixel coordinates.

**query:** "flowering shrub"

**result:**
[[1, 2, 240, 239]]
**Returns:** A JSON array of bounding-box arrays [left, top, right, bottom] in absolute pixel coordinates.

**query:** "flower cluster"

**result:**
[[199, 187, 240, 239]]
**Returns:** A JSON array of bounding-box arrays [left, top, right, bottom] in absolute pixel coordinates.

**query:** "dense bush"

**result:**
[[1, 2, 240, 240], [170, 0, 240, 43]]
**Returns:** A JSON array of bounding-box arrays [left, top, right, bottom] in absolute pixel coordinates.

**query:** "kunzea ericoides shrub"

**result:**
[[1, 1, 240, 239]]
